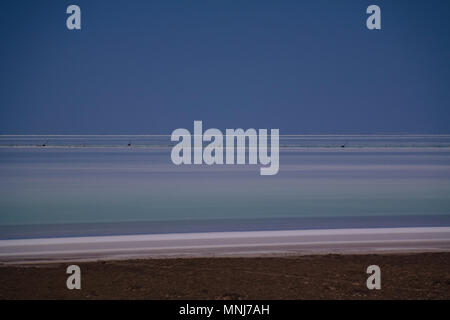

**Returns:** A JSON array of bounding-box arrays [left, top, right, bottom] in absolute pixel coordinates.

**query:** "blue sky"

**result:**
[[0, 0, 449, 134]]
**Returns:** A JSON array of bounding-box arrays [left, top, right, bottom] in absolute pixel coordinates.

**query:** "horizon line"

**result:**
[[1, 134, 450, 137]]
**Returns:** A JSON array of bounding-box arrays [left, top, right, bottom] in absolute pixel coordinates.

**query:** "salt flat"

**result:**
[[1, 227, 450, 263]]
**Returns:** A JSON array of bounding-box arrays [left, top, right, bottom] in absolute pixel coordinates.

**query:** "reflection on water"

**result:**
[[0, 135, 450, 238]]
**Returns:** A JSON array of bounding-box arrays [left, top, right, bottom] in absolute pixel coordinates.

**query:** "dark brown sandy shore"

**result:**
[[0, 252, 449, 300]]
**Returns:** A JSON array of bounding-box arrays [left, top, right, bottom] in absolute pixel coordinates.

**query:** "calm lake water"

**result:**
[[1, 135, 450, 239]]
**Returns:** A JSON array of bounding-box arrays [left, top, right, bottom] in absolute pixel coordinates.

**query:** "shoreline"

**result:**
[[1, 227, 449, 264]]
